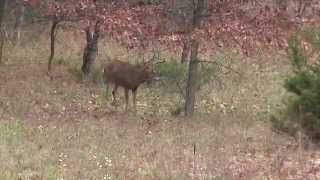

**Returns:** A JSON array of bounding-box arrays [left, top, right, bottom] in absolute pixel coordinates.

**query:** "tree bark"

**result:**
[[0, 0, 7, 64], [181, 39, 190, 63], [13, 0, 25, 45], [81, 22, 100, 77], [296, 0, 311, 17], [275, 0, 287, 11], [48, 17, 59, 72], [183, 0, 206, 116], [185, 39, 199, 116], [0, 0, 6, 28]]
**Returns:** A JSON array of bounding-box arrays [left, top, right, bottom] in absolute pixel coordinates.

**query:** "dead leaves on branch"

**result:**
[[27, 0, 320, 54]]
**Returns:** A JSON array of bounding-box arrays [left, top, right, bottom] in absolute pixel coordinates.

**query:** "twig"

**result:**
[[192, 143, 197, 180], [198, 60, 243, 77], [153, 60, 166, 65]]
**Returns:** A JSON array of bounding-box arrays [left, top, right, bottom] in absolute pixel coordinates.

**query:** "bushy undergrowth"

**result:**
[[154, 59, 187, 95], [272, 29, 320, 141], [155, 58, 219, 94], [66, 61, 104, 85], [154, 58, 220, 115]]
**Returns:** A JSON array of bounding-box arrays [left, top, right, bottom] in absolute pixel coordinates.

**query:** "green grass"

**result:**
[[0, 120, 24, 146], [0, 121, 60, 180]]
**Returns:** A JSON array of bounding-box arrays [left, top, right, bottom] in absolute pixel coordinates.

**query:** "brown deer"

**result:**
[[103, 60, 160, 112]]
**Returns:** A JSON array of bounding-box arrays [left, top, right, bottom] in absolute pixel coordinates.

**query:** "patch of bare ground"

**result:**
[[0, 60, 319, 179]]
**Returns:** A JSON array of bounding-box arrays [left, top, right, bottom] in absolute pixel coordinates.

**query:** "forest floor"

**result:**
[[1, 42, 320, 179]]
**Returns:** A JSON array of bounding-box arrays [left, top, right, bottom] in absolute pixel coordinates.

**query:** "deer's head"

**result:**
[[142, 62, 161, 84]]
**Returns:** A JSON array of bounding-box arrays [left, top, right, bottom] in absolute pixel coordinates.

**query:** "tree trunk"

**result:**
[[0, 0, 7, 64], [185, 39, 199, 116], [296, 0, 311, 17], [183, 0, 206, 116], [13, 0, 25, 45], [181, 40, 190, 63], [0, 31, 4, 64], [81, 22, 100, 77], [0, 0, 6, 28], [275, 0, 287, 11], [48, 17, 59, 72]]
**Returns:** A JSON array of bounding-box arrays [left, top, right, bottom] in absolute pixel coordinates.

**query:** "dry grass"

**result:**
[[0, 30, 320, 179]]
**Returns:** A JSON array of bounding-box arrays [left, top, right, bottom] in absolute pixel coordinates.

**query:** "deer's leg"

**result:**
[[124, 88, 129, 111], [112, 84, 118, 104], [105, 83, 109, 100], [132, 89, 137, 114], [105, 83, 112, 101]]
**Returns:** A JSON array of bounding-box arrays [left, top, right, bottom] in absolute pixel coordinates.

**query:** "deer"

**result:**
[[103, 59, 160, 112]]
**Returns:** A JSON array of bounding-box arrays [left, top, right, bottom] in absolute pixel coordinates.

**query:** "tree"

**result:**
[[183, 0, 207, 116], [165, 0, 320, 116], [185, 39, 200, 116], [45, 0, 112, 74], [13, 0, 26, 45], [0, 0, 7, 63], [81, 21, 100, 76], [48, 16, 59, 72], [272, 28, 320, 141], [27, 0, 320, 115]]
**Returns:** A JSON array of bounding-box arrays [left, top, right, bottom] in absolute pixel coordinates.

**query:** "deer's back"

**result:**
[[103, 61, 148, 90]]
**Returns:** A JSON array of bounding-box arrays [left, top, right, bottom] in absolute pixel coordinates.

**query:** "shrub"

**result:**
[[154, 58, 188, 96], [53, 57, 69, 66], [154, 57, 220, 115], [67, 62, 104, 85], [154, 57, 219, 96], [272, 29, 320, 141], [144, 0, 161, 5]]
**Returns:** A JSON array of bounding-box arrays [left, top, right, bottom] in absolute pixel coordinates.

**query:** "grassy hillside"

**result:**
[[0, 31, 319, 179]]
